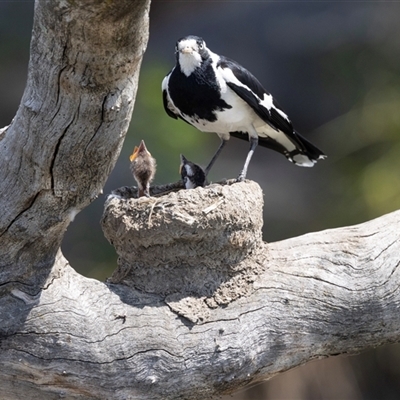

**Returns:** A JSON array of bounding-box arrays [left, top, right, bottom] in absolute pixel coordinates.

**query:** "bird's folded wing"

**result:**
[[217, 57, 295, 137]]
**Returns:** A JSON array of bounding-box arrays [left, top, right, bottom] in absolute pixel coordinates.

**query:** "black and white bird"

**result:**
[[180, 154, 207, 189], [162, 35, 326, 181], [129, 140, 157, 197]]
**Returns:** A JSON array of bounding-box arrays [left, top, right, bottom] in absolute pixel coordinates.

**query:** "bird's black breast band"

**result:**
[[168, 62, 232, 122]]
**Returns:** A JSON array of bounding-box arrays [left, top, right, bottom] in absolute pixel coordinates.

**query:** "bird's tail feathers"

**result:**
[[230, 130, 326, 167], [293, 131, 326, 163]]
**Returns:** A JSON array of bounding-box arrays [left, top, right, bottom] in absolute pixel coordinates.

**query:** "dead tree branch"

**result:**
[[1, 1, 400, 400]]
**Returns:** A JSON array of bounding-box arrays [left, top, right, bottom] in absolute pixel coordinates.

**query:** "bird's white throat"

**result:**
[[179, 52, 202, 77]]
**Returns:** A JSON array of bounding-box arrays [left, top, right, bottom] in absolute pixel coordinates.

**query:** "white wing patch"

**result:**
[[275, 105, 290, 122], [219, 67, 253, 95], [260, 93, 273, 110]]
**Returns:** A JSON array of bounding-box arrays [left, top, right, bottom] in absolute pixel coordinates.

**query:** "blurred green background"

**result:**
[[1, 1, 400, 398]]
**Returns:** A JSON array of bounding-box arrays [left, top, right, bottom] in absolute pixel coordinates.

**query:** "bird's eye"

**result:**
[[198, 42, 204, 50]]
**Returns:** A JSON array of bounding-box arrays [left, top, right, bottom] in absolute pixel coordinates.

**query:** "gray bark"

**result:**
[[0, 0, 150, 289], [1, 1, 400, 400]]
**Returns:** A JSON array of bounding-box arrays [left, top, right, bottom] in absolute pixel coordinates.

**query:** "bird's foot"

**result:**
[[236, 174, 246, 182], [138, 188, 152, 198]]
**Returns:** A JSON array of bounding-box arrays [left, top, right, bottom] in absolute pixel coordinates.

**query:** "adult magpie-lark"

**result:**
[[162, 35, 326, 181], [180, 154, 207, 189]]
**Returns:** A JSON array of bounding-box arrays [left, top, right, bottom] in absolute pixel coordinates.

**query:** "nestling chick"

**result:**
[[129, 140, 156, 197], [180, 154, 206, 189]]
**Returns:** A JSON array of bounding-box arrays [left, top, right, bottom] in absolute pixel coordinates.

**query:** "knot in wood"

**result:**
[[101, 181, 264, 299]]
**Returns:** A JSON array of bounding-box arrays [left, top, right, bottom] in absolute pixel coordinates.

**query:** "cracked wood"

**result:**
[[1, 1, 400, 400]]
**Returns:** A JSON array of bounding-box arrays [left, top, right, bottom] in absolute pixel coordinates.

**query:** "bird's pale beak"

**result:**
[[179, 154, 187, 174], [180, 47, 193, 55]]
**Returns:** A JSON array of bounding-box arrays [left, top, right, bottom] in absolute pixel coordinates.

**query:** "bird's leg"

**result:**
[[138, 184, 150, 198], [237, 136, 258, 182], [204, 138, 228, 176], [143, 183, 151, 198]]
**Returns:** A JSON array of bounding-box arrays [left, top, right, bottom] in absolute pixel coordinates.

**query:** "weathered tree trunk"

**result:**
[[0, 0, 150, 290], [1, 1, 400, 400]]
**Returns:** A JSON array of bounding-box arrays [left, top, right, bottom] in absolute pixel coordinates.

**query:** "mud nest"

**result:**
[[101, 180, 266, 322]]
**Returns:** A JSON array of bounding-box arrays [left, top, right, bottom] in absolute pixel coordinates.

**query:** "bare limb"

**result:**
[[1, 1, 400, 399], [2, 181, 400, 399]]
